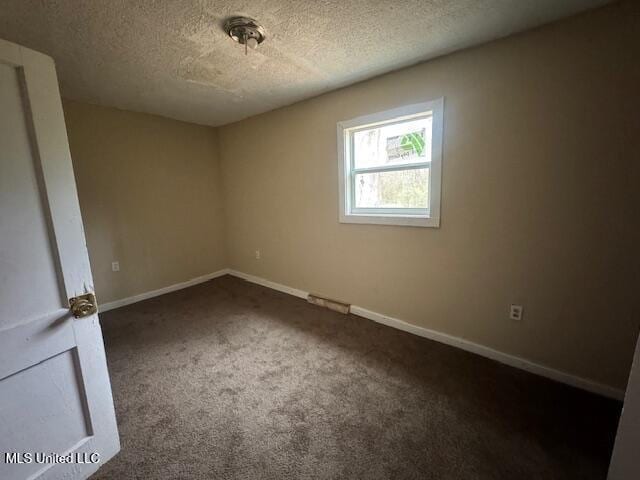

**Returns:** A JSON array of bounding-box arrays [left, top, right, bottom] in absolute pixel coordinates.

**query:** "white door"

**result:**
[[608, 334, 640, 480], [0, 39, 119, 479]]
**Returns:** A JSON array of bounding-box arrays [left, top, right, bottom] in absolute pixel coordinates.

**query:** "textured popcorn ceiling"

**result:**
[[0, 0, 611, 126]]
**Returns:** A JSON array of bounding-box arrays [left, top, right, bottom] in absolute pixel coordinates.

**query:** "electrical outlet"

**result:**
[[509, 304, 523, 321], [111, 261, 120, 272], [255, 250, 261, 260]]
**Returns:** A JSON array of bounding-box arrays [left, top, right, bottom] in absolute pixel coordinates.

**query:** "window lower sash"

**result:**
[[351, 161, 430, 176], [350, 207, 430, 216]]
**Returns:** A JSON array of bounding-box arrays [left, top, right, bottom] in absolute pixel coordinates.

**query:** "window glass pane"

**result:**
[[353, 115, 432, 169], [354, 168, 429, 209]]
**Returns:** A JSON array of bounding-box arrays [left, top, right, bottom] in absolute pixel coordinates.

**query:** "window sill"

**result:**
[[339, 213, 440, 228]]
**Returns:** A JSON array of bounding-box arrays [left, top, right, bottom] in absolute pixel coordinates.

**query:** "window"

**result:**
[[337, 99, 443, 227]]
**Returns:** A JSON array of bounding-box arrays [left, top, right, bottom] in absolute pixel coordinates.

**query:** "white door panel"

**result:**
[[608, 335, 640, 480], [0, 38, 119, 480], [0, 61, 62, 327], [1, 348, 92, 479]]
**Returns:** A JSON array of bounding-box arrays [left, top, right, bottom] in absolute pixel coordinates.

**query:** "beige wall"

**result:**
[[218, 2, 639, 390], [64, 101, 227, 304], [60, 3, 638, 391]]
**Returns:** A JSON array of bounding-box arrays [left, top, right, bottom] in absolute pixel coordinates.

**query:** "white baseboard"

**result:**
[[99, 268, 230, 313], [228, 270, 308, 300], [227, 269, 624, 400], [350, 305, 624, 400]]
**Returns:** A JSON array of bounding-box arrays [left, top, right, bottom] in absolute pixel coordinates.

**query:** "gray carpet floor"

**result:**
[[91, 275, 621, 479]]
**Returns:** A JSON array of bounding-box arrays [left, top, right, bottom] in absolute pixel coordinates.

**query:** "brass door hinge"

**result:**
[[69, 293, 97, 318]]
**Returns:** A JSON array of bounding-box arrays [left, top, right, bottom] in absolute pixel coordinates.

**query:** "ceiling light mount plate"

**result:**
[[224, 17, 266, 53]]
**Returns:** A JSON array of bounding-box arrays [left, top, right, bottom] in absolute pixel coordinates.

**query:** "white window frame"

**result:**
[[337, 98, 444, 228]]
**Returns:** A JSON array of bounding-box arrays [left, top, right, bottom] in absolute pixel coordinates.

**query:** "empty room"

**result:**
[[1, 1, 639, 479]]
